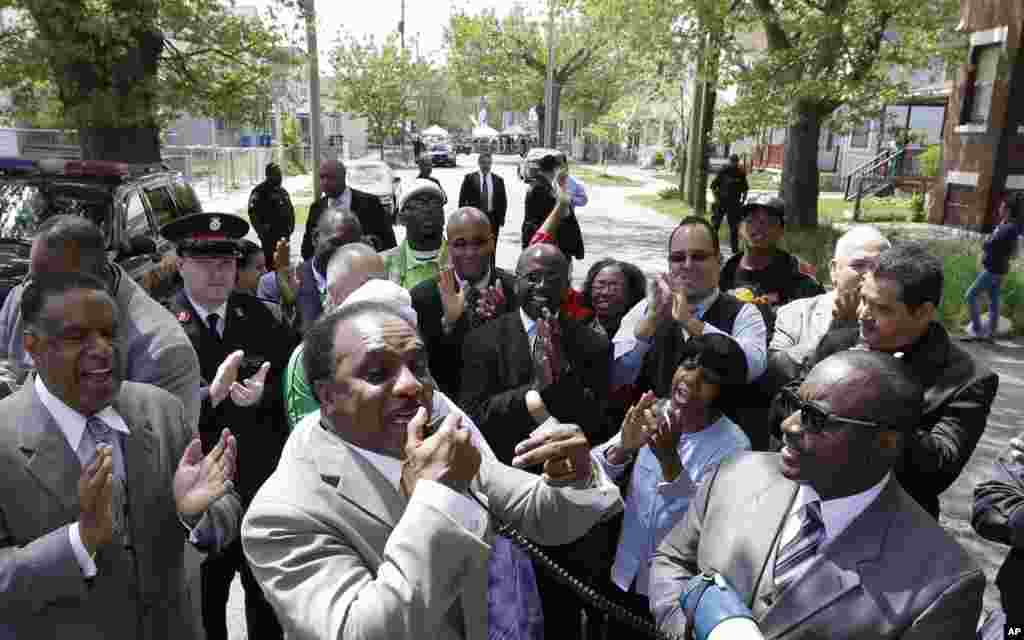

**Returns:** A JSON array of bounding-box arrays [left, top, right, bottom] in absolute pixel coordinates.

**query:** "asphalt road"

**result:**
[[223, 153, 1018, 637]]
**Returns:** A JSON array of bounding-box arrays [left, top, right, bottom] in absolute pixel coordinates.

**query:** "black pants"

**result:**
[[201, 539, 282, 640], [711, 202, 743, 255]]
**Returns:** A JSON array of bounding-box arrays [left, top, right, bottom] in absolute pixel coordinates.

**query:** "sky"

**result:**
[[246, 0, 512, 64]]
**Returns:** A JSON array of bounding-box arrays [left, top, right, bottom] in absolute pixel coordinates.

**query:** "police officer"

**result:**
[[161, 213, 296, 640], [710, 154, 750, 255], [248, 162, 296, 268]]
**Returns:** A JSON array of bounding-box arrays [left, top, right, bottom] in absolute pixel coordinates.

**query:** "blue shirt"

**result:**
[[593, 415, 751, 594]]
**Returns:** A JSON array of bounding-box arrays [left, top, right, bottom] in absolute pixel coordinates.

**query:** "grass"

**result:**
[[572, 166, 644, 187], [235, 199, 313, 227], [818, 196, 911, 224]]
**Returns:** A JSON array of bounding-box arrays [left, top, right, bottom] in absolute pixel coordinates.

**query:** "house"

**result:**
[[929, 0, 1024, 230]]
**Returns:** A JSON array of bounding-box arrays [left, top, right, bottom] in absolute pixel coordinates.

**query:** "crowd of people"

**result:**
[[0, 149, 1021, 640]]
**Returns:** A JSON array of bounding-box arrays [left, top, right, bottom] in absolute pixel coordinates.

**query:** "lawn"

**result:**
[[572, 166, 644, 187], [236, 189, 315, 227]]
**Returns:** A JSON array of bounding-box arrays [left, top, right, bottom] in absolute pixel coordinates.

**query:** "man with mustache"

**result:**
[[649, 350, 984, 639], [241, 300, 621, 640], [383, 179, 449, 290], [801, 242, 998, 519], [611, 216, 769, 447], [0, 271, 242, 639]]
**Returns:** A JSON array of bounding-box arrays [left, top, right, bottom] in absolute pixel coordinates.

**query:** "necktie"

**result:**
[[464, 285, 484, 329], [481, 173, 490, 212], [774, 500, 823, 592], [207, 312, 221, 339], [85, 416, 129, 545]]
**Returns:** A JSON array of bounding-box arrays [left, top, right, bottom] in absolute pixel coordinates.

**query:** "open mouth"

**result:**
[[81, 367, 114, 387]]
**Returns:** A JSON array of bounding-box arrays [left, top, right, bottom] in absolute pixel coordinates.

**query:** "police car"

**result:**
[[0, 157, 202, 302]]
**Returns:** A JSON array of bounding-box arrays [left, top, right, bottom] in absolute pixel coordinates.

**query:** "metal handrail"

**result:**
[[844, 147, 905, 200]]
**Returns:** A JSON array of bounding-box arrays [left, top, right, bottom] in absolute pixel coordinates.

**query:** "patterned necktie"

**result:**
[[464, 285, 484, 329], [207, 312, 221, 339], [774, 500, 823, 592], [85, 416, 128, 544]]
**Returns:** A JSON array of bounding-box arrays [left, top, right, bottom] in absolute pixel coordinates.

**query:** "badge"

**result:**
[[177, 311, 191, 322], [235, 307, 245, 318], [209, 216, 222, 231]]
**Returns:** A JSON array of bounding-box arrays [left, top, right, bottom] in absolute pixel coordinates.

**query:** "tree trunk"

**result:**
[[781, 101, 823, 227], [694, 82, 717, 217], [380, 141, 385, 161], [678, 82, 687, 194], [685, 79, 705, 206], [79, 125, 162, 163]]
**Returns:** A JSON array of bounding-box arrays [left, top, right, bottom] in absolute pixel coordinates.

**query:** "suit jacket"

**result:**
[[809, 323, 998, 518], [296, 258, 324, 334], [167, 290, 298, 503], [241, 413, 622, 640], [972, 457, 1024, 625], [458, 171, 508, 229], [410, 268, 518, 397], [301, 190, 398, 260], [459, 312, 610, 465], [521, 177, 584, 260], [0, 381, 242, 640], [650, 452, 985, 640]]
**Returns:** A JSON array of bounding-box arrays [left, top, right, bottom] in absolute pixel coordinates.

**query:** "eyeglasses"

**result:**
[[778, 387, 894, 434], [668, 251, 715, 264], [517, 271, 565, 287]]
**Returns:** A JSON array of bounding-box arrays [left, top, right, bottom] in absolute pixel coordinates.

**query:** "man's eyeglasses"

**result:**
[[517, 271, 565, 287], [778, 387, 895, 434], [668, 251, 714, 264]]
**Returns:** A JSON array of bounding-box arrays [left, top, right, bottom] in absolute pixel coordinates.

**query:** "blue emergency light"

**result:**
[[0, 157, 37, 174]]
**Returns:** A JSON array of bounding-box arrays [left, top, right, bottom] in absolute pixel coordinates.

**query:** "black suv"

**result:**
[[0, 158, 202, 303]]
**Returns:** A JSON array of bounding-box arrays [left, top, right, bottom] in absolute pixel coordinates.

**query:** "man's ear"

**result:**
[[23, 330, 41, 362]]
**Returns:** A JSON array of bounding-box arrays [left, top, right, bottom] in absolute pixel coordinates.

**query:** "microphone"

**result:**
[[679, 571, 764, 640]]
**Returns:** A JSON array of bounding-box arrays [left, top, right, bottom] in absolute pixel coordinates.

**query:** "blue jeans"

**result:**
[[965, 269, 1003, 336]]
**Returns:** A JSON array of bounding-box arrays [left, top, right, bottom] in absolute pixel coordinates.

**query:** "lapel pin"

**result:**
[[177, 311, 191, 322]]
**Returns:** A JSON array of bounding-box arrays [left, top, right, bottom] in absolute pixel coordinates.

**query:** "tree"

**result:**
[[0, 0, 292, 162], [331, 33, 425, 161]]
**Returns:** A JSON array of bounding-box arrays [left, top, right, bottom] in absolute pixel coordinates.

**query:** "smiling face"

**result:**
[[25, 288, 121, 416], [667, 224, 721, 300], [741, 207, 784, 251], [316, 312, 435, 458], [857, 272, 932, 352], [590, 265, 628, 321], [447, 215, 494, 283], [516, 246, 569, 319], [669, 362, 720, 413]]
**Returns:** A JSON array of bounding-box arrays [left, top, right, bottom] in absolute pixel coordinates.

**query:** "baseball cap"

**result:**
[[399, 179, 445, 210], [740, 195, 786, 226]]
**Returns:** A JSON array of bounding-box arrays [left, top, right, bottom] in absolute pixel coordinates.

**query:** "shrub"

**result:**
[[653, 151, 665, 167], [778, 224, 844, 287], [919, 145, 942, 178], [658, 186, 684, 200], [908, 192, 926, 222]]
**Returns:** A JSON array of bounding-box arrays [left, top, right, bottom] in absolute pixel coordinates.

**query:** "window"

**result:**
[[172, 180, 201, 215], [850, 122, 870, 149], [966, 45, 1000, 125], [124, 192, 150, 238], [145, 186, 178, 228]]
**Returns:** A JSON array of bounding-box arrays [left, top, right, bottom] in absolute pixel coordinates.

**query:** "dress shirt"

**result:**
[[520, 308, 561, 352], [775, 472, 891, 585], [566, 175, 588, 208], [327, 188, 352, 212], [35, 375, 131, 579], [610, 293, 767, 387], [593, 415, 750, 594], [184, 291, 227, 336], [480, 171, 493, 212]]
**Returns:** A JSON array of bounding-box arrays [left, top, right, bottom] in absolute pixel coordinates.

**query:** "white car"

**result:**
[[345, 160, 402, 223]]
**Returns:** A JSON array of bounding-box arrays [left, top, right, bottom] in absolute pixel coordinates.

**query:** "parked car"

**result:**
[[453, 140, 473, 155], [0, 157, 201, 304], [517, 147, 566, 182], [428, 143, 457, 168], [344, 159, 402, 223]]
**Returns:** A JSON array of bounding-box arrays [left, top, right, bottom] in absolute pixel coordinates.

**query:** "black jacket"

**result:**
[[167, 291, 299, 503], [410, 268, 517, 398], [720, 250, 824, 309], [973, 459, 1024, 625], [458, 171, 508, 229], [296, 258, 324, 334], [247, 180, 295, 240], [811, 323, 999, 518], [301, 190, 397, 259], [459, 312, 610, 464], [521, 177, 584, 259]]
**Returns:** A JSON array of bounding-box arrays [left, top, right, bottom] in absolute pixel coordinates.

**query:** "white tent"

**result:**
[[421, 125, 449, 137], [472, 125, 499, 138], [501, 124, 528, 136]]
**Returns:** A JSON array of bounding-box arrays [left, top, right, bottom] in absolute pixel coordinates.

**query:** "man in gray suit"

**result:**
[[242, 300, 623, 640], [0, 272, 242, 639], [650, 350, 984, 639]]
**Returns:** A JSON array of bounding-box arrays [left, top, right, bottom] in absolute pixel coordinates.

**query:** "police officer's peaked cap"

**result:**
[[161, 213, 249, 258], [740, 195, 786, 226]]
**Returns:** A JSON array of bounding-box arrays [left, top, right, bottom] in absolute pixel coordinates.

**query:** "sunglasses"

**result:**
[[778, 387, 895, 435]]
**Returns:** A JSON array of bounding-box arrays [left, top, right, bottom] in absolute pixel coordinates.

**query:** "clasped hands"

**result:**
[[532, 307, 563, 391], [637, 274, 696, 339], [438, 266, 506, 327], [210, 350, 270, 408], [616, 391, 685, 481]]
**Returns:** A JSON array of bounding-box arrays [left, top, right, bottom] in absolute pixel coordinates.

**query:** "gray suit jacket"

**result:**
[[0, 380, 242, 640], [0, 266, 201, 429], [242, 414, 623, 640], [649, 452, 984, 640]]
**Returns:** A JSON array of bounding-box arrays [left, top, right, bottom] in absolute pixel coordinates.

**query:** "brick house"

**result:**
[[930, 0, 1024, 230]]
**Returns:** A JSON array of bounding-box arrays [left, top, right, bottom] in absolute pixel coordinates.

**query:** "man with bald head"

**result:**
[[301, 160, 397, 260], [284, 242, 386, 429], [297, 207, 364, 333], [411, 207, 517, 396], [650, 350, 984, 639]]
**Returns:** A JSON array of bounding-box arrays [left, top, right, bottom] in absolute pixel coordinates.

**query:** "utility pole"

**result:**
[[303, 0, 322, 197], [543, 0, 556, 148], [399, 0, 405, 51]]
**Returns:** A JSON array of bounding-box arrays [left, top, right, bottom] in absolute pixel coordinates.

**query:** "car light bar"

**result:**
[[0, 157, 38, 174], [65, 160, 130, 179]]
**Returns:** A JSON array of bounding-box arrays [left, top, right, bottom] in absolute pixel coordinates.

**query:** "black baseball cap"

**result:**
[[676, 333, 747, 387], [740, 195, 786, 226], [161, 213, 249, 258]]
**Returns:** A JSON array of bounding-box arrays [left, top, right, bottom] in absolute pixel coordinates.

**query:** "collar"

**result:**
[[328, 188, 352, 209], [346, 441, 403, 492], [692, 289, 720, 318], [790, 472, 890, 547], [403, 239, 442, 266], [456, 266, 492, 293], [35, 374, 130, 454], [184, 290, 228, 325]]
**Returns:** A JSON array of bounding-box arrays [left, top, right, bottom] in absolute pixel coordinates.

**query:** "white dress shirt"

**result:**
[[328, 187, 352, 212], [35, 375, 131, 579], [185, 291, 227, 336], [479, 171, 493, 212]]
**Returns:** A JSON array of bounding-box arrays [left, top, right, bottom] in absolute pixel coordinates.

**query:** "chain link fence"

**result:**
[[162, 145, 317, 202]]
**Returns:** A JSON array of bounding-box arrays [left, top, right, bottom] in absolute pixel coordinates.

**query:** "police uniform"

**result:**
[[248, 174, 296, 267], [162, 213, 295, 640]]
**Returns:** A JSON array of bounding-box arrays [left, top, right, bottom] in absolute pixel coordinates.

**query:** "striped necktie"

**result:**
[[774, 500, 823, 592], [85, 416, 129, 545]]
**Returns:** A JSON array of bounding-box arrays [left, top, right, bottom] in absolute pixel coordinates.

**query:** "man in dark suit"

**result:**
[[296, 208, 364, 333], [799, 243, 998, 519], [522, 154, 583, 261], [458, 151, 507, 239], [411, 207, 516, 397], [301, 160, 396, 258], [161, 213, 299, 640], [459, 243, 610, 640], [650, 350, 985, 639], [0, 271, 242, 639]]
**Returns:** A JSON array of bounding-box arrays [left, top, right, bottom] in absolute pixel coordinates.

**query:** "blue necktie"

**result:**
[[774, 500, 823, 591]]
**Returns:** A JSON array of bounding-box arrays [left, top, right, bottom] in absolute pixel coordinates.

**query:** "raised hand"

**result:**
[[670, 284, 691, 324], [531, 308, 560, 391], [476, 284, 506, 323], [438, 266, 467, 326], [512, 390, 592, 487], [637, 274, 675, 338], [229, 361, 270, 407], [78, 445, 115, 555], [209, 350, 244, 407], [273, 238, 291, 272], [832, 284, 861, 326], [644, 409, 684, 482], [174, 428, 237, 519], [400, 408, 481, 496], [621, 391, 657, 452]]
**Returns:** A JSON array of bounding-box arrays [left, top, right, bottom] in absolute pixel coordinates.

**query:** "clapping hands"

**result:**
[[531, 307, 562, 391], [209, 350, 270, 408]]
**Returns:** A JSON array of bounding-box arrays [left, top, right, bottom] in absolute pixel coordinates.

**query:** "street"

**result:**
[[224, 153, 1016, 637]]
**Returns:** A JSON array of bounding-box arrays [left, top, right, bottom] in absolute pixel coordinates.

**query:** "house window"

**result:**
[[850, 122, 870, 149], [965, 44, 1000, 125]]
